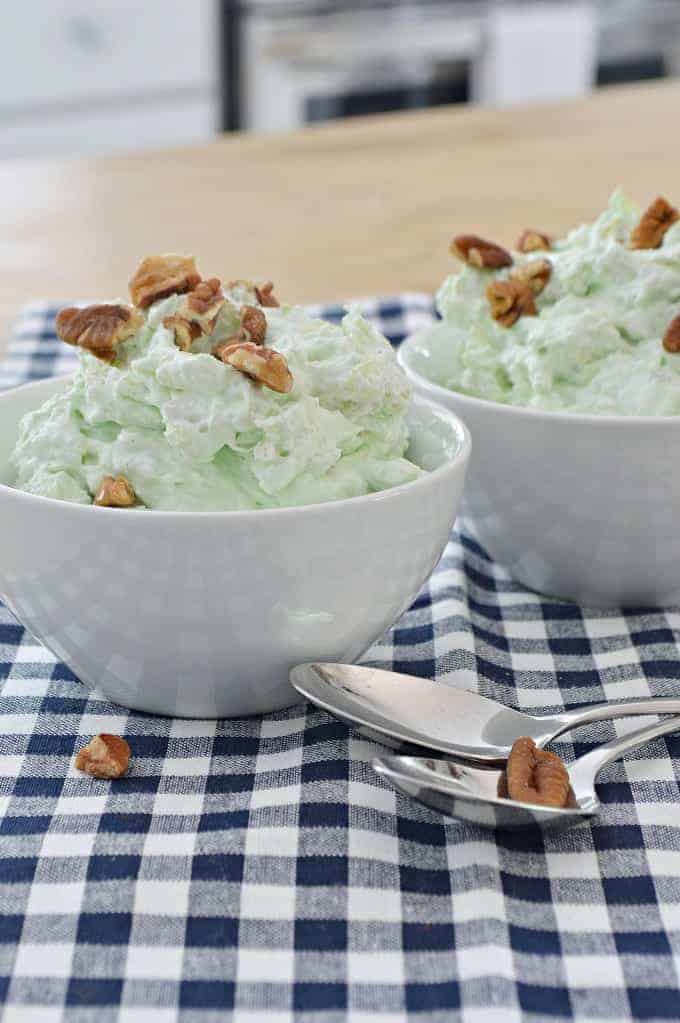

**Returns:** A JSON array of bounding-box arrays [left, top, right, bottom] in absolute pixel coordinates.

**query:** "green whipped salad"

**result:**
[[11, 283, 422, 510], [412, 191, 680, 415]]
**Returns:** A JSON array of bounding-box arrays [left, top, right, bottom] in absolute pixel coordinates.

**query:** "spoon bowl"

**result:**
[[291, 663, 680, 762], [373, 715, 680, 830], [372, 755, 595, 831]]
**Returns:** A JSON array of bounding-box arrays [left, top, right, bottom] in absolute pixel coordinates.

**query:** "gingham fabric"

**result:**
[[1, 298, 679, 1023]]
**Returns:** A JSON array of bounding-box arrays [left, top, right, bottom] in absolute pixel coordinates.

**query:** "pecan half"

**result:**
[[630, 196, 679, 250], [510, 258, 552, 296], [129, 254, 202, 308], [255, 281, 280, 308], [216, 341, 293, 393], [517, 229, 551, 253], [450, 234, 512, 269], [663, 313, 680, 354], [56, 304, 144, 363], [94, 475, 137, 508], [486, 280, 537, 327], [75, 734, 130, 779], [506, 736, 570, 808]]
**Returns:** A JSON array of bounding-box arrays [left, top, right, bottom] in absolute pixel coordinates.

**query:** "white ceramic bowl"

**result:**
[[400, 332, 680, 607], [0, 376, 469, 717]]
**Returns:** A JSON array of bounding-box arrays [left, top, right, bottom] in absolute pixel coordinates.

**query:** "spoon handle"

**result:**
[[553, 698, 680, 737], [568, 714, 680, 795]]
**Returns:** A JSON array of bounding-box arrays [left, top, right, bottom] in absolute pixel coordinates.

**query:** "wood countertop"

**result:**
[[0, 80, 675, 346]]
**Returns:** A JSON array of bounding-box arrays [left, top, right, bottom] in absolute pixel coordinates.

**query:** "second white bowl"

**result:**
[[400, 331, 680, 607]]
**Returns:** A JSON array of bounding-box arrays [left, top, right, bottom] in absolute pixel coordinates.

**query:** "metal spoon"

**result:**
[[290, 662, 680, 763], [372, 715, 680, 831]]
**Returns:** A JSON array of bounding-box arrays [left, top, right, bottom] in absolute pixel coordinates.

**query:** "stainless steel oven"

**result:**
[[221, 1, 680, 135], [231, 1, 482, 133]]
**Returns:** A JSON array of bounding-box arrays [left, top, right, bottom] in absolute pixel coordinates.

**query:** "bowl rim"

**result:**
[[399, 329, 680, 428], [0, 374, 471, 520]]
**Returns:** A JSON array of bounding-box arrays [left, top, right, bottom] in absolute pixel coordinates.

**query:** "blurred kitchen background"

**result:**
[[2, 0, 679, 159]]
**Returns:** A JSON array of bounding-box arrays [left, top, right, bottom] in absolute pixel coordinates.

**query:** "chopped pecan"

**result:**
[[630, 196, 679, 250], [511, 258, 552, 296], [162, 315, 202, 352], [215, 340, 293, 393], [451, 234, 513, 269], [663, 313, 680, 354], [129, 254, 201, 308], [210, 304, 268, 350], [506, 736, 570, 808], [94, 475, 137, 508], [486, 280, 537, 327], [163, 278, 225, 351], [75, 734, 130, 779], [184, 278, 224, 323], [517, 229, 551, 253], [239, 305, 267, 345], [227, 279, 280, 308], [227, 278, 256, 294], [56, 304, 143, 363], [255, 281, 280, 308]]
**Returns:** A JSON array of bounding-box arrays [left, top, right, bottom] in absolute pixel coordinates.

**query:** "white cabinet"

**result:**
[[1, 99, 217, 158], [0, 0, 220, 158]]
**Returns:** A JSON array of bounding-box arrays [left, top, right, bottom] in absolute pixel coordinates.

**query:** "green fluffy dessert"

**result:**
[[411, 192, 680, 415], [11, 264, 422, 510]]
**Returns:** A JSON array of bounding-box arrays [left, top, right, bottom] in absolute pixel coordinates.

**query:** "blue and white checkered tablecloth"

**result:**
[[1, 296, 680, 1023]]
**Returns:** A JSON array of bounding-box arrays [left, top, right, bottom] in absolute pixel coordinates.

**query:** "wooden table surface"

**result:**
[[0, 80, 675, 347]]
